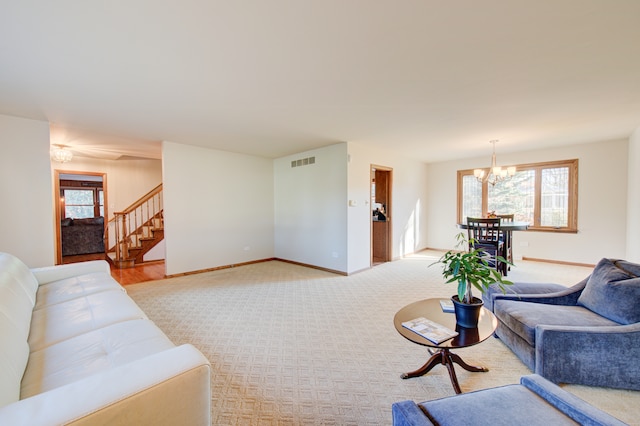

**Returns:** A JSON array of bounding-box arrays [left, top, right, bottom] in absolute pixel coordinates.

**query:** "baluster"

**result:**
[[122, 214, 129, 259], [114, 214, 121, 261]]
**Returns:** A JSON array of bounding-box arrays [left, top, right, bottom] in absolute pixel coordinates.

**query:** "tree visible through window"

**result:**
[[63, 188, 103, 219], [457, 159, 578, 232], [540, 167, 569, 227]]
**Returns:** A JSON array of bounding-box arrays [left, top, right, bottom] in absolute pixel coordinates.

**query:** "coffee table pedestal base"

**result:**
[[401, 348, 488, 394]]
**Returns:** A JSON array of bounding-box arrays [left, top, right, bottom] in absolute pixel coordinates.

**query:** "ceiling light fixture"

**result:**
[[51, 145, 74, 163], [473, 140, 515, 186]]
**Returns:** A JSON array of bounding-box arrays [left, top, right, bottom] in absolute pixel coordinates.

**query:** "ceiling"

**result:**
[[2, 1, 640, 163]]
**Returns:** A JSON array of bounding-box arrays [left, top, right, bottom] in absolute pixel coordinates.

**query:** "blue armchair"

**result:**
[[491, 258, 640, 390], [392, 374, 626, 425]]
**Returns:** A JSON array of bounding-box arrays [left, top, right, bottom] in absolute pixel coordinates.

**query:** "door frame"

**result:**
[[370, 164, 393, 265], [54, 169, 108, 265]]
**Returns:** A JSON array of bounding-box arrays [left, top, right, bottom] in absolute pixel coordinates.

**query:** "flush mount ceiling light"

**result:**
[[473, 140, 516, 186], [51, 145, 73, 163]]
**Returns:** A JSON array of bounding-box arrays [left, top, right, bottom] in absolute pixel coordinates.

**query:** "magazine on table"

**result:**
[[401, 317, 458, 344]]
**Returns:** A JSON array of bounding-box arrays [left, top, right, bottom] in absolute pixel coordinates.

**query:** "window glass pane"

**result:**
[[488, 170, 535, 223], [541, 167, 569, 227], [64, 189, 95, 219], [99, 190, 104, 217], [461, 175, 482, 219], [65, 189, 93, 205]]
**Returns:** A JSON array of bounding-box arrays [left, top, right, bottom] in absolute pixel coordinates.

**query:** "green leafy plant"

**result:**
[[431, 233, 513, 304]]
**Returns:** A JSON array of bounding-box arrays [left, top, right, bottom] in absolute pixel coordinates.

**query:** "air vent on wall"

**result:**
[[290, 156, 316, 168]]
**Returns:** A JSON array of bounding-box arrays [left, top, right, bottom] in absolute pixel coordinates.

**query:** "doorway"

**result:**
[[371, 165, 392, 265], [54, 170, 108, 265]]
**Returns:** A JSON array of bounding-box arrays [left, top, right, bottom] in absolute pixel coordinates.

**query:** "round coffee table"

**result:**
[[394, 298, 497, 394]]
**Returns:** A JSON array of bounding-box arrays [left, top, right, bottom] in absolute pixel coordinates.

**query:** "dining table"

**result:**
[[456, 220, 530, 276], [456, 220, 530, 232]]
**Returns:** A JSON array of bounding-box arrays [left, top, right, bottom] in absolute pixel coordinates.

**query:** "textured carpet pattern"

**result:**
[[127, 253, 638, 425]]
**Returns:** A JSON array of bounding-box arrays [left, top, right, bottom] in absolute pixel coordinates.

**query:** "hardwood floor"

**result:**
[[110, 261, 166, 285], [61, 253, 166, 285]]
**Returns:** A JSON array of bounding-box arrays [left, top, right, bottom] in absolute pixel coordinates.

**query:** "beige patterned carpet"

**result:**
[[127, 251, 639, 425]]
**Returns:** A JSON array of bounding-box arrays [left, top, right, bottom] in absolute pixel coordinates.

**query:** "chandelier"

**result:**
[[51, 145, 73, 163], [473, 140, 515, 186]]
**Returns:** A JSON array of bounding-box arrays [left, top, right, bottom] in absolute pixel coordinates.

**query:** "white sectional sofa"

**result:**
[[0, 252, 211, 425]]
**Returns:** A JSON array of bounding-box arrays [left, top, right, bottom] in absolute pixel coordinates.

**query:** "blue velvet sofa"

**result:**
[[392, 374, 626, 426], [490, 258, 640, 391]]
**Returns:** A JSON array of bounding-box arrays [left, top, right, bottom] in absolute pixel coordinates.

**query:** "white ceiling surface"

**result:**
[[2, 1, 640, 162]]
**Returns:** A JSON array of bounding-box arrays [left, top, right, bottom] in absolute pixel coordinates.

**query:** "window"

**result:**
[[457, 159, 578, 232], [63, 188, 103, 219], [98, 190, 104, 217]]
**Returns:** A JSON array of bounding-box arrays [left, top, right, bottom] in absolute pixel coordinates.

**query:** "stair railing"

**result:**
[[106, 184, 163, 264]]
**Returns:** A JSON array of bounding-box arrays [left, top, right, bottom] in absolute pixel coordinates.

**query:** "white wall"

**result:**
[[162, 141, 274, 275], [2, 109, 631, 272], [52, 156, 163, 218], [347, 142, 430, 273], [0, 114, 54, 267], [274, 143, 348, 272], [627, 127, 640, 263], [143, 240, 165, 262], [426, 139, 628, 265]]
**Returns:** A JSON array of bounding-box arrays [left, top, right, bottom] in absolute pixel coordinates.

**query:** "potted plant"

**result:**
[[431, 233, 513, 328]]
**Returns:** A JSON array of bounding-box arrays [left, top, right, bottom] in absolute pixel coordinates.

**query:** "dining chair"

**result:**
[[497, 214, 514, 268], [466, 217, 505, 274]]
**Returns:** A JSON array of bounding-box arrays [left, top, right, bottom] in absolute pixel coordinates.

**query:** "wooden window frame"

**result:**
[[60, 185, 104, 219], [457, 159, 578, 233]]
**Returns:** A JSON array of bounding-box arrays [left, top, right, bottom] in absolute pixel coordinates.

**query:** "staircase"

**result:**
[[106, 184, 164, 269]]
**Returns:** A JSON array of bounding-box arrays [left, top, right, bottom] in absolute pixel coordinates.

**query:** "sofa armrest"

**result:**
[[493, 276, 589, 307], [391, 400, 435, 426], [521, 374, 627, 425], [535, 323, 640, 391], [0, 344, 211, 425], [30, 260, 111, 285]]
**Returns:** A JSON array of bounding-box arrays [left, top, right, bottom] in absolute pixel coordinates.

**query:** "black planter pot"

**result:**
[[451, 295, 484, 328]]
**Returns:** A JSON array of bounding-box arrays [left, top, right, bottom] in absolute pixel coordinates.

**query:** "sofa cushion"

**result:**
[[0, 271, 36, 342], [34, 271, 124, 310], [615, 259, 640, 276], [0, 253, 38, 308], [482, 282, 567, 312], [28, 289, 148, 352], [418, 384, 579, 425], [73, 216, 104, 226], [0, 313, 30, 409], [494, 301, 618, 346], [577, 258, 640, 325], [0, 253, 40, 409], [21, 319, 175, 398]]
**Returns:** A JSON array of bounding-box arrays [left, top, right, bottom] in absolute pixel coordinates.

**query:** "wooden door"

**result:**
[[371, 166, 392, 264]]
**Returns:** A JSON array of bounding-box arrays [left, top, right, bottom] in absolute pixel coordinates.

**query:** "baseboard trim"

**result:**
[[275, 258, 348, 276], [522, 256, 595, 268], [423, 247, 448, 254], [165, 257, 349, 279], [149, 253, 596, 280], [165, 257, 277, 278]]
